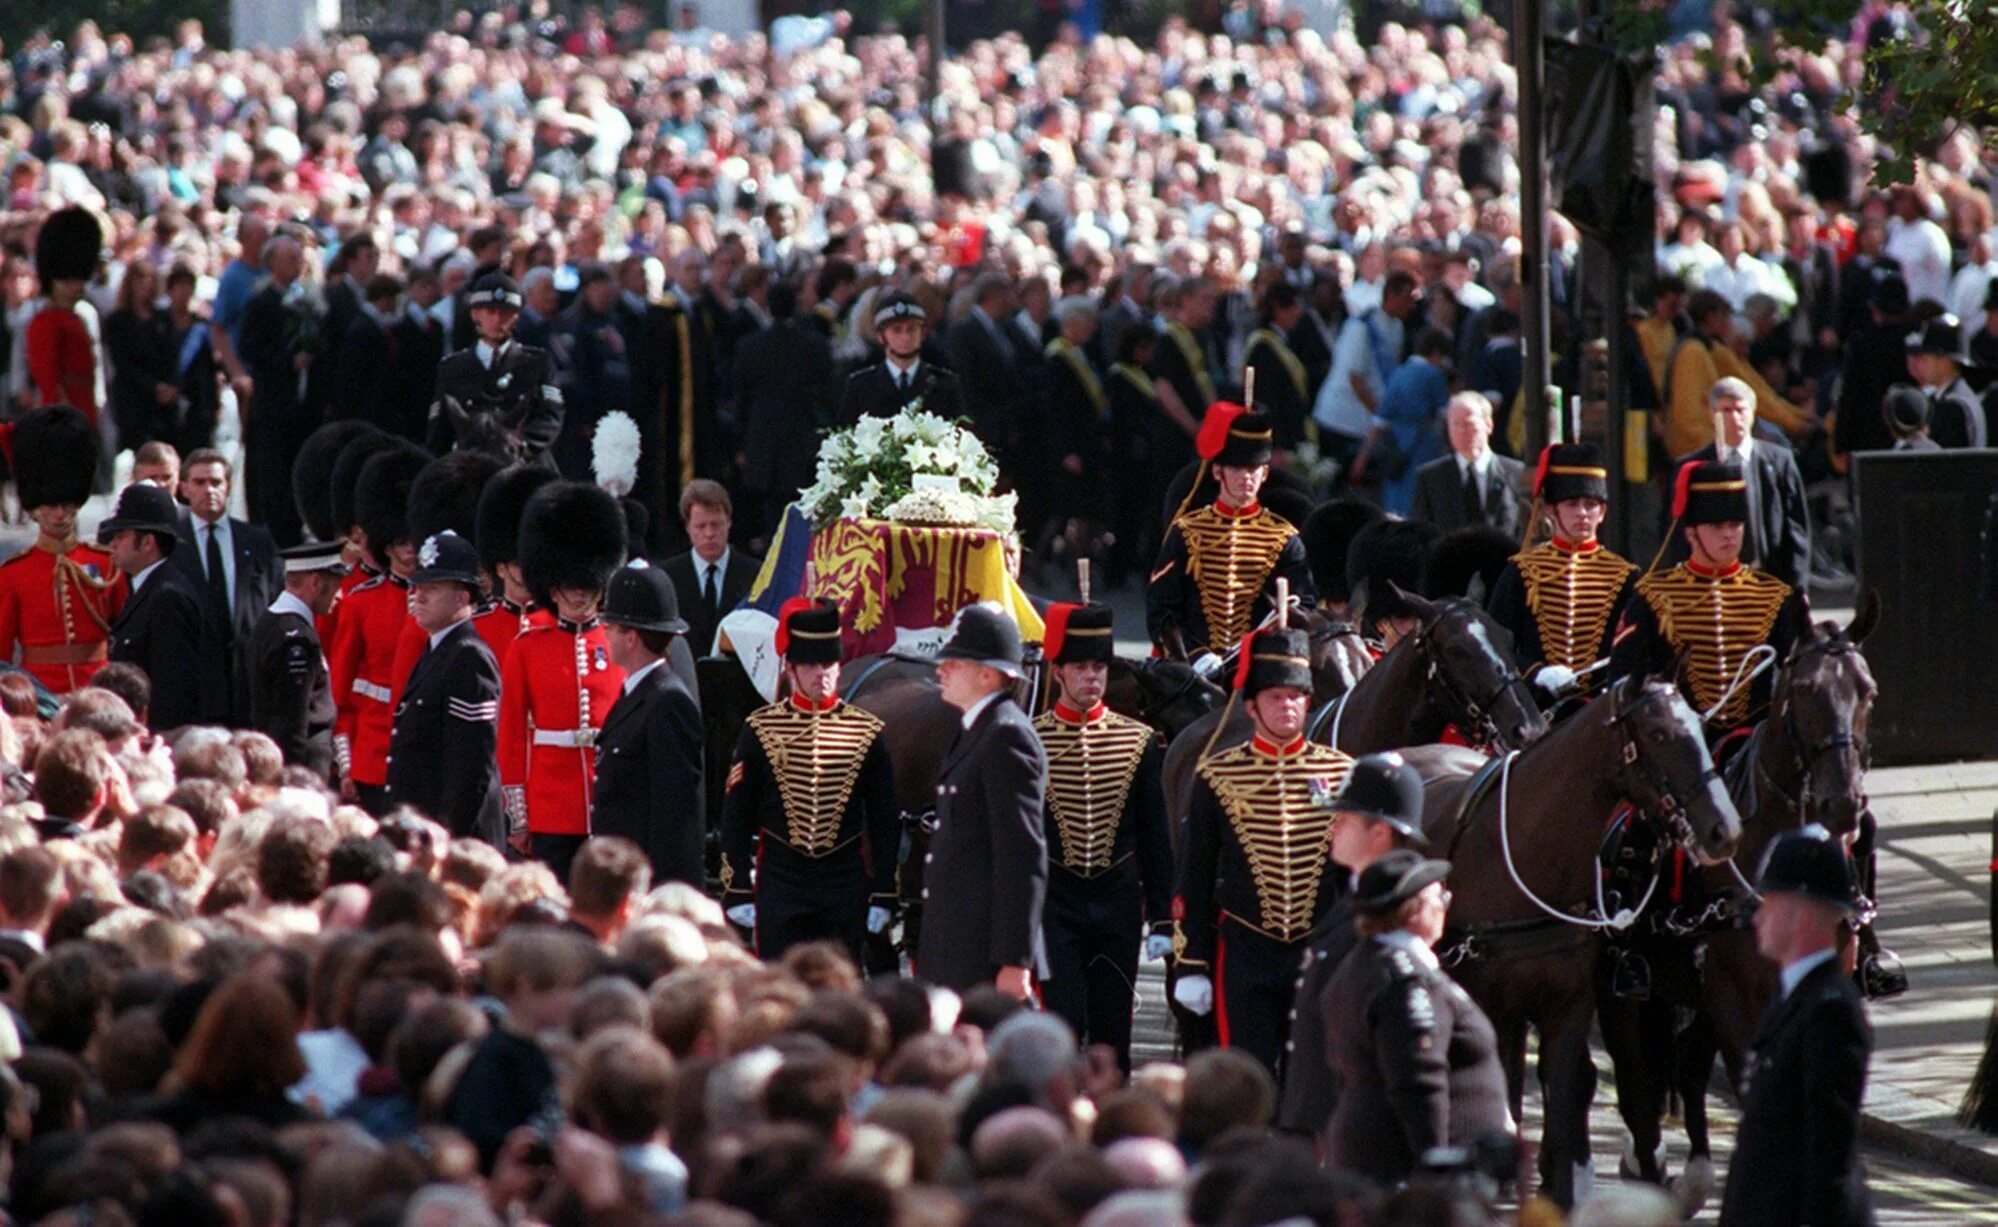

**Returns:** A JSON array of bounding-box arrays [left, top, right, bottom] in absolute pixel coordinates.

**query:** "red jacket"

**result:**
[[0, 540, 127, 693], [26, 306, 97, 420], [329, 572, 413, 785], [499, 615, 625, 836], [474, 598, 532, 672], [317, 564, 376, 661]]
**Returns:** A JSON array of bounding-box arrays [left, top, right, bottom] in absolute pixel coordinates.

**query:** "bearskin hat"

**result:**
[[35, 207, 103, 287], [1421, 526, 1518, 603], [1260, 471, 1316, 533], [354, 445, 431, 570], [9, 406, 100, 511], [518, 480, 628, 609], [475, 466, 557, 576], [329, 432, 406, 544], [294, 422, 381, 542], [408, 451, 505, 547], [1347, 518, 1442, 629], [1300, 498, 1385, 603]]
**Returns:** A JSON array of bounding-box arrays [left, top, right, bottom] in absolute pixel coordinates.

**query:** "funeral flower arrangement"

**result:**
[[798, 408, 1015, 533]]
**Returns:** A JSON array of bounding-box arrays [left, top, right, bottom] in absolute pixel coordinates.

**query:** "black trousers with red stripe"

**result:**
[[756, 839, 869, 965], [1042, 864, 1143, 1067], [1217, 920, 1308, 1079]]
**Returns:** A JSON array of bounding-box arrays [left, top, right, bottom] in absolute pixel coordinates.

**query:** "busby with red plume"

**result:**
[[1672, 459, 1749, 526], [1044, 602, 1115, 665], [1233, 625, 1313, 696], [9, 406, 99, 511], [775, 597, 843, 664], [1194, 401, 1274, 469], [1534, 442, 1609, 504]]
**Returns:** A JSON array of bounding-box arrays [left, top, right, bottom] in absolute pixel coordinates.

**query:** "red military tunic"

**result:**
[[329, 572, 413, 786], [25, 306, 98, 421], [318, 563, 377, 661], [498, 614, 625, 836], [473, 597, 532, 671], [0, 538, 128, 694]]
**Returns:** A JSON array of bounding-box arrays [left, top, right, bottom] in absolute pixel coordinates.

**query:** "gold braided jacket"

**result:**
[[1033, 705, 1153, 876], [1632, 562, 1791, 726], [1187, 738, 1354, 945], [743, 700, 886, 856], [1175, 503, 1298, 653], [1511, 539, 1636, 671]]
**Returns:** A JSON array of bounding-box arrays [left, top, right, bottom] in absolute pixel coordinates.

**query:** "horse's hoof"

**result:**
[[1619, 1138, 1666, 1184], [1668, 1156, 1716, 1219]]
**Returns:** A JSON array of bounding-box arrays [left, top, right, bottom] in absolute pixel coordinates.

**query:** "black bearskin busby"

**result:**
[[1421, 526, 1518, 603], [10, 406, 99, 511], [294, 421, 381, 542], [35, 207, 103, 288], [1301, 498, 1385, 605], [475, 466, 557, 578], [354, 445, 431, 570], [329, 432, 406, 545], [1347, 518, 1441, 632], [1260, 473, 1316, 534], [408, 451, 505, 547], [518, 481, 628, 609]]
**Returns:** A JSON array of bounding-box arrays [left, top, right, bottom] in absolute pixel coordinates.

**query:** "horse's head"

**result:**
[[1122, 656, 1226, 739], [1775, 591, 1879, 839], [1609, 673, 1742, 865], [1294, 605, 1372, 705], [443, 394, 530, 464], [1394, 584, 1549, 752]]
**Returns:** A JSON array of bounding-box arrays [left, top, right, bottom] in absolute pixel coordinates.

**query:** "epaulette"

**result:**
[[352, 574, 388, 594]]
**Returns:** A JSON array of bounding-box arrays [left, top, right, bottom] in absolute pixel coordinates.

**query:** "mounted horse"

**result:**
[[1394, 669, 1741, 1209]]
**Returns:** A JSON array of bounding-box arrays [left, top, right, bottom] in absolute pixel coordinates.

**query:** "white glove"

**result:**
[[1532, 664, 1578, 693], [1191, 652, 1226, 678], [726, 904, 756, 928], [1173, 974, 1214, 1016], [867, 906, 892, 934], [1143, 933, 1173, 962]]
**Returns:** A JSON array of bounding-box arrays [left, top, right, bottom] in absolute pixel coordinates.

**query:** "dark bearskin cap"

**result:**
[[354, 445, 431, 570], [475, 466, 557, 575], [35, 207, 103, 286], [1261, 471, 1316, 533], [1421, 526, 1518, 603], [1348, 518, 1442, 630], [1301, 498, 1385, 603], [408, 451, 505, 547], [518, 481, 628, 608], [10, 406, 99, 511], [330, 432, 406, 543], [294, 422, 381, 542]]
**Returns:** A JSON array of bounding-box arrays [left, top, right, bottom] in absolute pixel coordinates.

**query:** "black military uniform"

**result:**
[[1321, 851, 1514, 1186], [721, 599, 899, 962], [248, 541, 348, 780], [1033, 602, 1172, 1069], [1720, 830, 1874, 1227], [633, 291, 716, 518], [836, 293, 969, 426], [384, 532, 505, 847], [1485, 443, 1638, 675], [1146, 404, 1315, 658], [592, 559, 707, 886], [100, 485, 206, 731], [1173, 626, 1354, 1075], [426, 273, 564, 469]]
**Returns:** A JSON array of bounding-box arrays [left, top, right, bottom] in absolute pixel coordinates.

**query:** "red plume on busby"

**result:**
[[1195, 402, 1250, 461], [1232, 631, 1257, 693], [774, 597, 814, 656], [1534, 445, 1554, 499], [1044, 602, 1077, 663], [1671, 459, 1699, 522]]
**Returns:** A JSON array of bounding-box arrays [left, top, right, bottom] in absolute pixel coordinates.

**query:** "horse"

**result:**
[[1600, 595, 1879, 1212], [1393, 670, 1742, 1210], [439, 393, 531, 464]]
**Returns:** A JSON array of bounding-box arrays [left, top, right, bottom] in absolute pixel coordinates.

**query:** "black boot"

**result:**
[[1857, 920, 1908, 999]]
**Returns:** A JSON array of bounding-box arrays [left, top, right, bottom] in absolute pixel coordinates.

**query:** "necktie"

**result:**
[[897, 369, 909, 393], [204, 525, 228, 609], [703, 563, 720, 623], [1462, 464, 1483, 523]]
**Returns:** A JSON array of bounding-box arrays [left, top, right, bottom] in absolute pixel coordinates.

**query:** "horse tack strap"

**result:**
[[1443, 754, 1510, 860], [1438, 916, 1599, 967]]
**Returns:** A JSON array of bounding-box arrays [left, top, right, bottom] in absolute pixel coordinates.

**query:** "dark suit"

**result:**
[[1833, 318, 1918, 457], [237, 279, 314, 545], [663, 549, 760, 658], [913, 694, 1049, 992], [333, 311, 396, 432], [836, 361, 968, 427], [426, 341, 565, 469], [247, 599, 335, 778], [109, 560, 207, 731], [173, 515, 281, 726], [384, 620, 505, 847], [591, 660, 706, 886], [1719, 956, 1874, 1227], [1409, 453, 1530, 537], [734, 319, 834, 532], [1276, 889, 1358, 1139], [1664, 442, 1812, 591], [949, 310, 1020, 447]]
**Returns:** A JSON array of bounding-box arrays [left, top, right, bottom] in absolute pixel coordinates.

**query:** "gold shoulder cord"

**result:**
[[748, 703, 885, 856]]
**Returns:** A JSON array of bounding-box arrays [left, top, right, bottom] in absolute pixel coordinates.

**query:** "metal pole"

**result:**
[[926, 0, 945, 122], [1517, 0, 1552, 463], [1605, 252, 1632, 557]]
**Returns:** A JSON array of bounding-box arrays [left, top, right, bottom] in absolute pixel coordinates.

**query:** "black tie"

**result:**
[[204, 525, 228, 609], [703, 563, 720, 623], [1462, 465, 1483, 523], [897, 369, 909, 394]]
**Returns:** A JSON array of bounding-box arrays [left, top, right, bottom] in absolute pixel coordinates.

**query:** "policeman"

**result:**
[[427, 271, 564, 469], [835, 292, 968, 425], [593, 558, 706, 886], [248, 540, 350, 780], [472, 465, 555, 668], [1280, 752, 1431, 1145], [1032, 600, 1173, 1069], [719, 598, 898, 961], [1146, 402, 1314, 667], [0, 407, 127, 695], [101, 483, 206, 731], [385, 532, 505, 847], [328, 444, 429, 814], [1172, 624, 1355, 1075], [499, 481, 629, 882], [1486, 442, 1637, 692]]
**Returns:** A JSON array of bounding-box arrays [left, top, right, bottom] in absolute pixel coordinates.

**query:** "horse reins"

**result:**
[[1410, 604, 1531, 751]]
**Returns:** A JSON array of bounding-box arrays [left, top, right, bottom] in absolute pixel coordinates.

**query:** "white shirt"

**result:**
[[1716, 436, 1755, 468], [129, 558, 166, 595], [885, 356, 923, 390], [1315, 311, 1398, 439], [270, 589, 316, 623], [475, 339, 509, 368], [1455, 451, 1492, 482], [428, 619, 467, 651], [623, 658, 664, 695], [194, 515, 235, 599], [1886, 215, 1953, 309], [1778, 947, 1838, 1000], [960, 689, 1003, 730], [1948, 259, 1998, 326]]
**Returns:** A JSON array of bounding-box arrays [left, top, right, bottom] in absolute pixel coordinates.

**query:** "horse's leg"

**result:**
[[1668, 1006, 1721, 1218], [1534, 970, 1601, 1210], [1595, 965, 1668, 1184]]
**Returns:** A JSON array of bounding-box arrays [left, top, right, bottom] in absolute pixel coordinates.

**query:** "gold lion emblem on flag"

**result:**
[[808, 520, 887, 634]]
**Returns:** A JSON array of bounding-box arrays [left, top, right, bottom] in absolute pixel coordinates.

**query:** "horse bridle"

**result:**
[[1410, 604, 1531, 750], [1771, 639, 1872, 815], [1606, 679, 1720, 854], [1132, 656, 1210, 725]]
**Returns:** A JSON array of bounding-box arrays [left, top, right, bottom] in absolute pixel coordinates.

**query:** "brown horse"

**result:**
[[1600, 596, 1879, 1212], [1396, 671, 1741, 1209]]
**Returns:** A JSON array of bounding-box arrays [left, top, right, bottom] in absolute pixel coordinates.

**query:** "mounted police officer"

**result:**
[[1033, 601, 1173, 1069], [428, 272, 565, 470], [719, 598, 899, 962], [248, 540, 349, 780], [1172, 623, 1355, 1075], [836, 291, 967, 426], [1146, 402, 1315, 668]]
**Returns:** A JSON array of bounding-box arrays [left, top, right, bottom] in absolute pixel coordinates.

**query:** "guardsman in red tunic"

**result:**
[[472, 465, 554, 668], [499, 481, 628, 881], [329, 445, 429, 815], [307, 428, 403, 660], [0, 407, 127, 694]]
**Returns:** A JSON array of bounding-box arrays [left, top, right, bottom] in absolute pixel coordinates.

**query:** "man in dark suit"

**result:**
[[236, 235, 316, 546], [1720, 829, 1874, 1227], [837, 292, 967, 426], [389, 269, 448, 443], [915, 605, 1048, 998], [1833, 272, 1918, 459], [1665, 377, 1813, 591], [332, 274, 401, 433], [313, 235, 377, 419], [948, 274, 1020, 448], [662, 480, 760, 657], [248, 540, 347, 779], [1905, 314, 1988, 449], [173, 449, 281, 725], [384, 531, 505, 848], [1409, 392, 1529, 536], [734, 282, 834, 542], [100, 484, 206, 731], [593, 559, 706, 886]]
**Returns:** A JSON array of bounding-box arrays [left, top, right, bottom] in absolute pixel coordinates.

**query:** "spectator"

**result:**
[[1409, 392, 1529, 537]]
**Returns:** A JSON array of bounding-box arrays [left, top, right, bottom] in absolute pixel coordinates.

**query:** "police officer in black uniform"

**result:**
[[427, 272, 565, 470], [720, 598, 900, 962], [385, 531, 505, 847], [592, 558, 707, 886], [836, 292, 968, 425], [248, 540, 349, 780], [1032, 600, 1173, 1070]]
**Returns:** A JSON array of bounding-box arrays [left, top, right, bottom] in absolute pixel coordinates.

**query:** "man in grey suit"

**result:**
[[1409, 392, 1529, 537], [171, 449, 281, 724], [1665, 376, 1814, 591]]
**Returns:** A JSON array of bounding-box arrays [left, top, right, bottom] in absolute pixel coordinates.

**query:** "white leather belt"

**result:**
[[532, 728, 596, 748], [353, 679, 392, 703]]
